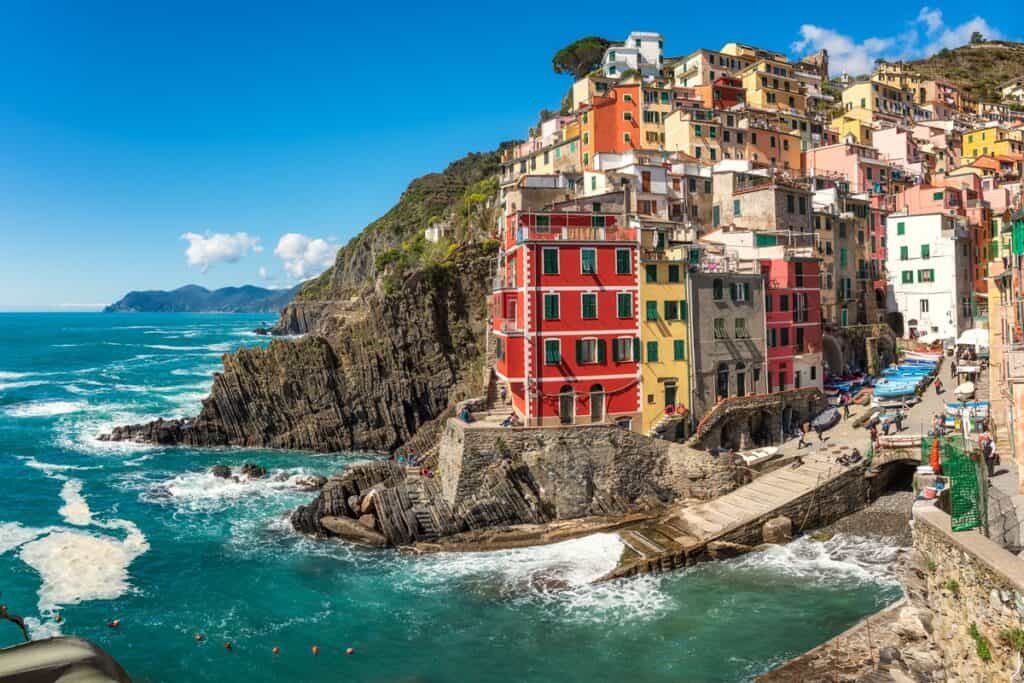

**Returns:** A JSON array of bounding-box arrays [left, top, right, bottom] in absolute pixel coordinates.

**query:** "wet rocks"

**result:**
[[239, 464, 266, 479], [320, 516, 387, 547], [210, 465, 231, 479], [762, 516, 793, 544], [294, 475, 327, 491]]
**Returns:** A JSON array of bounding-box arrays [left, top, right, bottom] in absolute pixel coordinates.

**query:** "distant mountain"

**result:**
[[104, 284, 302, 313]]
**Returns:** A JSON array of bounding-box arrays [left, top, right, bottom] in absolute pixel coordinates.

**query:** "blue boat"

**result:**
[[874, 380, 919, 399]]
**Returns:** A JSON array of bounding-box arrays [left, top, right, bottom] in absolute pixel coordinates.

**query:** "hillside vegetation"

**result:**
[[908, 40, 1024, 103]]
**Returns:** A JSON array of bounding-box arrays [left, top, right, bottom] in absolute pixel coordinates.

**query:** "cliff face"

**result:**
[[103, 245, 493, 452]]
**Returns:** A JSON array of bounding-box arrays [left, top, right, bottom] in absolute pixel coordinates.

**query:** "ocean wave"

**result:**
[[0, 521, 45, 555], [143, 468, 320, 513], [724, 533, 903, 587], [17, 456, 101, 476], [0, 370, 31, 380], [144, 344, 207, 351], [4, 400, 89, 418], [53, 411, 163, 455], [170, 366, 220, 377], [0, 380, 48, 390]]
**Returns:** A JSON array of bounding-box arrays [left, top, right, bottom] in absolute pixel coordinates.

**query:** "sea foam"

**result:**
[[4, 400, 88, 418]]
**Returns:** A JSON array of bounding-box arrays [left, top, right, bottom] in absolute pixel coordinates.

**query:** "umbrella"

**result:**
[[956, 328, 989, 349]]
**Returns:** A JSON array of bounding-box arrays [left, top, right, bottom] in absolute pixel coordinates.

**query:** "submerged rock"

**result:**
[[239, 463, 267, 479], [210, 465, 231, 479]]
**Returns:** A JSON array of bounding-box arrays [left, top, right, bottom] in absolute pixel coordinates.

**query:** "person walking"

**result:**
[[894, 411, 904, 433], [934, 378, 943, 395], [797, 421, 810, 449], [983, 437, 997, 478], [869, 422, 879, 447], [814, 423, 824, 442], [842, 394, 851, 421]]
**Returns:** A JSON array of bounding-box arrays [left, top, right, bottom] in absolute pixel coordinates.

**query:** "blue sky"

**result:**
[[1, 1, 1019, 310]]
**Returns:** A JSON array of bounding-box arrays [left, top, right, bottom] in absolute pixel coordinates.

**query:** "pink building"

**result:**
[[803, 142, 898, 194], [872, 126, 926, 179]]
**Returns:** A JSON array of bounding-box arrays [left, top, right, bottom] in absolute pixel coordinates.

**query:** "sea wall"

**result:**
[[439, 420, 738, 515], [912, 505, 1024, 682]]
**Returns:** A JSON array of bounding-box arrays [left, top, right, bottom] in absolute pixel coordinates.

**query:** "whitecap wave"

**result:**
[[4, 400, 88, 418], [144, 468, 320, 513], [0, 521, 46, 555], [0, 370, 31, 379], [0, 380, 48, 390], [17, 456, 101, 476], [726, 534, 903, 587], [144, 344, 206, 351]]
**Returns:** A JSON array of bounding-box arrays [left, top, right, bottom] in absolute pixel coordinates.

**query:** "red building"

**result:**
[[492, 210, 641, 427], [870, 196, 890, 317], [762, 255, 823, 392], [695, 77, 746, 110]]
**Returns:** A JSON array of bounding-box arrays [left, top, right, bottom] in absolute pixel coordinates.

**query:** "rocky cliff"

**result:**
[[102, 244, 494, 452]]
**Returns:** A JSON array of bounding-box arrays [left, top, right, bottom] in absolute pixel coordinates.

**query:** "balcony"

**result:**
[[1006, 344, 1024, 380], [495, 318, 523, 335], [516, 225, 637, 243], [492, 277, 517, 291]]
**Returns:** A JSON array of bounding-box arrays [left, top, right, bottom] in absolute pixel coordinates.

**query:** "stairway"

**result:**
[[405, 476, 439, 540]]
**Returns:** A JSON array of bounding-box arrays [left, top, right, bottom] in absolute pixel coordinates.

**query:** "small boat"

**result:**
[[953, 381, 975, 399], [874, 381, 919, 399], [737, 446, 780, 467], [811, 407, 840, 432], [825, 381, 852, 393], [905, 350, 943, 362]]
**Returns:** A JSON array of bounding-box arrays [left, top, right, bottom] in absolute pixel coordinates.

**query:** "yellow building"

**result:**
[[962, 126, 1024, 160], [639, 81, 674, 147], [841, 81, 914, 120], [831, 113, 876, 144], [638, 238, 690, 437], [738, 58, 808, 114]]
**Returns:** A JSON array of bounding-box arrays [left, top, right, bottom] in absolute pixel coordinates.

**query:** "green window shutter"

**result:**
[[597, 339, 606, 364], [900, 246, 908, 261], [729, 283, 738, 301], [902, 271, 913, 283], [733, 199, 741, 216], [544, 294, 559, 319], [575, 340, 583, 363], [543, 249, 559, 274], [897, 221, 905, 235], [647, 341, 659, 362], [633, 337, 641, 362], [617, 292, 631, 318], [581, 249, 596, 274], [743, 283, 751, 302], [932, 191, 943, 201], [840, 248, 847, 266], [712, 205, 720, 227], [616, 249, 630, 274], [544, 340, 560, 364], [679, 300, 687, 321], [921, 244, 930, 259], [673, 339, 685, 360], [582, 293, 597, 319], [645, 265, 657, 283], [668, 265, 680, 282], [646, 301, 658, 321]]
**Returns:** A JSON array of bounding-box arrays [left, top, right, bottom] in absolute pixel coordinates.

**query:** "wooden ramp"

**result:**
[[605, 444, 866, 580]]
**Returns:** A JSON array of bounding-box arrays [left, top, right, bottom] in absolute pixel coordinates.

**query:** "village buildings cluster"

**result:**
[[469, 32, 1024, 456]]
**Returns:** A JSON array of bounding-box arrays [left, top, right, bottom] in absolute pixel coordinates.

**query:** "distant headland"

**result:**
[[104, 284, 302, 313]]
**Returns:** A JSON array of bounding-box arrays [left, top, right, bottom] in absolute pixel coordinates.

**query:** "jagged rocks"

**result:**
[[210, 465, 231, 479], [239, 464, 267, 478], [290, 460, 407, 536], [294, 475, 327, 491]]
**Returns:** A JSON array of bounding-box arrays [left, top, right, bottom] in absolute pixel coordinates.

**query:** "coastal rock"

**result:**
[[320, 516, 387, 547], [295, 475, 327, 491], [291, 461, 407, 536], [239, 464, 267, 479], [210, 465, 231, 479], [100, 246, 494, 453], [357, 514, 377, 530], [762, 516, 792, 544]]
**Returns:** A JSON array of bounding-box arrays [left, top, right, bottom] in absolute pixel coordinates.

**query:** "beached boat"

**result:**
[[811, 407, 840, 431], [737, 446, 780, 467], [873, 381, 919, 399], [904, 350, 943, 363]]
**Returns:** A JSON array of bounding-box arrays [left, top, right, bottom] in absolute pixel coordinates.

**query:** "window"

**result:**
[[900, 246, 908, 261], [695, 125, 702, 137], [713, 318, 727, 339], [623, 133, 631, 144], [646, 301, 658, 321], [716, 363, 729, 399], [730, 282, 750, 302], [780, 328, 789, 346], [646, 341, 659, 362], [592, 215, 605, 228], [779, 294, 789, 311], [709, 126, 717, 139], [617, 292, 632, 318], [901, 270, 913, 283], [576, 338, 602, 364], [543, 293, 560, 320], [795, 327, 805, 353], [712, 205, 720, 227], [680, 300, 687, 321], [920, 244, 930, 260], [612, 337, 633, 362], [623, 111, 633, 121], [787, 195, 795, 213], [544, 339, 561, 364], [896, 221, 905, 236], [673, 340, 685, 361], [615, 249, 631, 274], [932, 191, 943, 201], [920, 299, 929, 313], [543, 248, 559, 274], [733, 199, 741, 216], [735, 318, 748, 338], [668, 265, 680, 283], [798, 197, 806, 215], [645, 264, 657, 283], [581, 293, 597, 319], [918, 269, 935, 283], [768, 328, 776, 347], [840, 248, 848, 267], [765, 294, 773, 312], [581, 248, 597, 274], [664, 301, 679, 320], [712, 279, 723, 300]]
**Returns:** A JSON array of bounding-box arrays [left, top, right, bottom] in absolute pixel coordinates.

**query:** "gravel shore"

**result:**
[[815, 490, 916, 546]]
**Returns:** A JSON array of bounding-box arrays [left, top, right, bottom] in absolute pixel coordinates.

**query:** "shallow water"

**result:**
[[0, 313, 903, 682]]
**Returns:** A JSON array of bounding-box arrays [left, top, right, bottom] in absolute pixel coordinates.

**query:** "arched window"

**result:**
[[559, 385, 574, 425], [735, 362, 746, 397], [716, 363, 729, 400], [589, 384, 605, 423]]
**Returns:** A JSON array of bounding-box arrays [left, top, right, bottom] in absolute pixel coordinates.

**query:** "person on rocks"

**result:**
[[869, 422, 879, 447], [458, 406, 474, 423]]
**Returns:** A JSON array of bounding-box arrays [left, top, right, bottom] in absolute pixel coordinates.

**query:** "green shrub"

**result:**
[[969, 623, 992, 661], [942, 579, 960, 596], [1001, 627, 1024, 652]]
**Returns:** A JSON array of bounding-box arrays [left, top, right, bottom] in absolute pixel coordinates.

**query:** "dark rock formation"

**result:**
[[239, 463, 266, 478], [101, 245, 493, 453], [210, 465, 231, 479]]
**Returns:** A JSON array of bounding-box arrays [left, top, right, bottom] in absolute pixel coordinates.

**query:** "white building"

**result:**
[[1001, 77, 1024, 104], [884, 212, 973, 341], [601, 32, 663, 80]]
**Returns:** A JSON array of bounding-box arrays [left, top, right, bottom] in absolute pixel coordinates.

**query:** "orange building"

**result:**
[[579, 83, 642, 169]]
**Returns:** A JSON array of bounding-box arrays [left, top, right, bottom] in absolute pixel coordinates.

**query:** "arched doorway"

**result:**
[[559, 385, 574, 425], [735, 362, 747, 397], [716, 363, 729, 400], [589, 384, 605, 423], [822, 334, 843, 375]]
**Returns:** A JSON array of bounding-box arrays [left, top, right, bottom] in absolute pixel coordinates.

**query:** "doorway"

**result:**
[[590, 384, 605, 423], [559, 385, 574, 425], [664, 380, 677, 410]]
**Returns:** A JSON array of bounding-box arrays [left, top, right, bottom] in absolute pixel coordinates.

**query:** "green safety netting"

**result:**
[[920, 435, 988, 532]]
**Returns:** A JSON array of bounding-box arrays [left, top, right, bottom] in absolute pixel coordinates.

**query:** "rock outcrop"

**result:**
[[101, 245, 494, 453]]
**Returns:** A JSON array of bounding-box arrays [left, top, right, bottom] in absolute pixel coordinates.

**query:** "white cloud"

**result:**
[[273, 233, 337, 280], [181, 232, 262, 273], [792, 8, 1008, 76], [258, 266, 269, 280]]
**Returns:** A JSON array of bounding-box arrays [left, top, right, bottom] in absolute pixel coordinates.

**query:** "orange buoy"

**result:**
[[272, 646, 280, 655], [224, 642, 232, 651], [346, 647, 354, 655], [108, 619, 121, 629], [311, 645, 320, 656], [194, 633, 204, 642]]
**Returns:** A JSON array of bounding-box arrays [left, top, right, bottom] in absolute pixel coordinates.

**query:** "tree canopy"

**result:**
[[552, 36, 613, 79]]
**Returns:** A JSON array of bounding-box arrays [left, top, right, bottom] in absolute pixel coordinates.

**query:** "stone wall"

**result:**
[[912, 505, 1024, 682], [686, 387, 826, 451], [439, 420, 738, 514]]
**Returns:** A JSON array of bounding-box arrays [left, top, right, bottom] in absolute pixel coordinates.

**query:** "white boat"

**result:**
[[737, 446, 780, 467], [954, 381, 975, 399], [905, 350, 943, 362]]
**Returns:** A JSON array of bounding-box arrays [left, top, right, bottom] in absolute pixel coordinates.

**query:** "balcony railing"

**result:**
[[492, 277, 517, 290], [496, 319, 523, 335], [516, 225, 637, 243]]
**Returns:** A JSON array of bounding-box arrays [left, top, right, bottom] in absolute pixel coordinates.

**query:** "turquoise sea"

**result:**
[[0, 313, 902, 682]]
